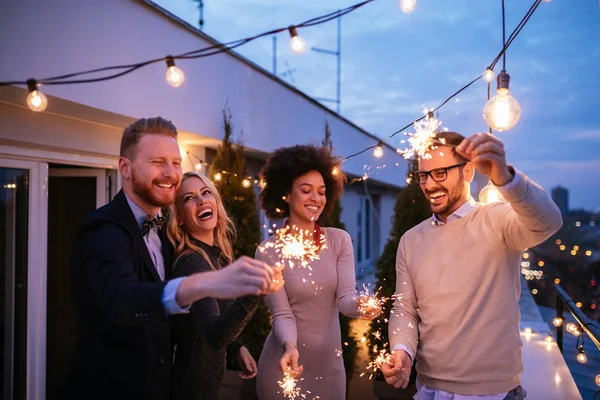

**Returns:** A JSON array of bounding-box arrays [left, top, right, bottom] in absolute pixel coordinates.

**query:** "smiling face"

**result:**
[[286, 170, 326, 229], [418, 145, 473, 222], [176, 176, 219, 241], [120, 133, 182, 214]]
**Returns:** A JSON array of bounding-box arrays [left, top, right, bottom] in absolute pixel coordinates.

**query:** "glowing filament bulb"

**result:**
[[577, 350, 587, 364], [165, 56, 185, 87], [194, 163, 203, 171], [399, 0, 416, 13], [483, 67, 495, 83], [483, 71, 521, 131], [373, 145, 384, 158], [214, 173, 222, 182], [332, 166, 339, 176], [552, 318, 563, 327], [26, 79, 48, 112], [242, 178, 251, 188], [478, 180, 505, 204], [288, 26, 306, 54]]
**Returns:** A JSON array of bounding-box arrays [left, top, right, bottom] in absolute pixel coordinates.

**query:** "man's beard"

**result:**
[[428, 176, 465, 218], [131, 170, 176, 208]]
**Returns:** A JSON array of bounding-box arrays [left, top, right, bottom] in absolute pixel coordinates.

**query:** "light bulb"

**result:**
[[242, 178, 251, 188], [566, 322, 577, 333], [544, 335, 553, 343], [288, 26, 306, 54], [332, 167, 339, 176], [26, 79, 47, 112], [483, 68, 495, 83], [552, 318, 563, 327], [373, 145, 384, 158], [165, 56, 185, 87], [524, 327, 533, 335], [595, 374, 600, 387], [214, 173, 222, 182], [577, 351, 587, 364], [194, 163, 203, 171], [483, 71, 521, 131], [478, 180, 505, 204], [400, 0, 416, 13]]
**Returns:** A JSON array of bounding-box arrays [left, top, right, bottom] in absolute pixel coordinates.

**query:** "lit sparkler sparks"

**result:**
[[258, 225, 326, 270], [358, 284, 387, 317], [278, 373, 301, 400], [366, 347, 393, 379], [397, 110, 442, 160]]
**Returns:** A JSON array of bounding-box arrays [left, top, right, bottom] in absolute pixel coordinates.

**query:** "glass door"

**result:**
[[0, 159, 47, 400]]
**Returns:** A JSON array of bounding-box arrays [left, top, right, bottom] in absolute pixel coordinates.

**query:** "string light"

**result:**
[[2, 0, 546, 179], [576, 346, 587, 364], [483, 67, 495, 83], [523, 327, 533, 335], [214, 172, 222, 182], [242, 178, 251, 188], [479, 180, 505, 204], [288, 26, 307, 54], [483, 71, 521, 131], [194, 162, 203, 171], [26, 79, 47, 112], [596, 374, 600, 386], [552, 317, 563, 327], [373, 144, 384, 158], [165, 56, 185, 87], [544, 335, 553, 343], [399, 0, 416, 13]]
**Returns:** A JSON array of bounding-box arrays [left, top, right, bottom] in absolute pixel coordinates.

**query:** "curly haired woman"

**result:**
[[255, 144, 380, 400]]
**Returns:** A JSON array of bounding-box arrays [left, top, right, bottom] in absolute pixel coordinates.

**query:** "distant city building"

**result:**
[[552, 186, 569, 216]]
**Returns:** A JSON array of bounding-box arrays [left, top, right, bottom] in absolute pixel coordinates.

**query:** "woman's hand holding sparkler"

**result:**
[[279, 341, 304, 378]]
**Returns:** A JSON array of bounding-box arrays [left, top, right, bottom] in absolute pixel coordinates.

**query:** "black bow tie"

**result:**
[[142, 215, 166, 236]]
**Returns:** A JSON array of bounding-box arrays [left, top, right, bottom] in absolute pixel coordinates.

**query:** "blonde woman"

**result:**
[[168, 172, 264, 400]]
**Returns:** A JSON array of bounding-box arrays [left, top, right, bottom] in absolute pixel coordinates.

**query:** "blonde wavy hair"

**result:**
[[167, 171, 235, 269]]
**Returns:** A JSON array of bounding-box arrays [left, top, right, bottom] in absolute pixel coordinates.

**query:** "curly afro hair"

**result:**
[[259, 144, 345, 224]]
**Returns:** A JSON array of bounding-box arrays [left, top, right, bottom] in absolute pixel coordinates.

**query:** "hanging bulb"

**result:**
[[577, 348, 587, 363], [288, 26, 306, 54], [165, 56, 185, 87], [194, 162, 203, 171], [214, 173, 222, 182], [595, 374, 600, 387], [483, 67, 495, 83], [544, 335, 553, 343], [552, 317, 563, 327], [478, 180, 505, 204], [565, 323, 577, 333], [399, 0, 416, 13], [373, 144, 384, 158], [26, 79, 48, 112], [242, 178, 251, 188], [483, 71, 521, 131]]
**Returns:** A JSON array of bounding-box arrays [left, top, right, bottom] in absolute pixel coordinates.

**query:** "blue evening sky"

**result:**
[[154, 0, 600, 211]]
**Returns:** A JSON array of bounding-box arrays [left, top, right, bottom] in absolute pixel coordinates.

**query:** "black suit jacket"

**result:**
[[62, 190, 175, 400]]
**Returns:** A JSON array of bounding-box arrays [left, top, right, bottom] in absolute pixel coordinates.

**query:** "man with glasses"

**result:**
[[381, 131, 562, 400]]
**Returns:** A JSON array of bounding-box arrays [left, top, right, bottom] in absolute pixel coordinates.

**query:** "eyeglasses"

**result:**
[[415, 163, 466, 184]]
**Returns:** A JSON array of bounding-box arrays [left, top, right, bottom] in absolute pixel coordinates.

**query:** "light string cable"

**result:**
[[342, 0, 544, 163], [0, 0, 374, 87]]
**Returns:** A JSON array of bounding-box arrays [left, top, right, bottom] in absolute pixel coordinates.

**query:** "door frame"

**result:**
[[0, 143, 119, 400], [0, 158, 48, 400]]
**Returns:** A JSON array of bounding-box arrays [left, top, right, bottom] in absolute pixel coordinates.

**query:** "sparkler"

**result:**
[[397, 110, 442, 160], [259, 225, 326, 270], [366, 347, 393, 379], [358, 284, 387, 317], [278, 372, 301, 400]]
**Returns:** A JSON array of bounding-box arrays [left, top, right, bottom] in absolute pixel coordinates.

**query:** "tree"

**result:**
[[321, 119, 360, 390], [209, 107, 270, 365], [368, 158, 430, 384]]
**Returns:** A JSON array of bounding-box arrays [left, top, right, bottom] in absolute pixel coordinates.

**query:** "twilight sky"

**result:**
[[154, 0, 600, 211]]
